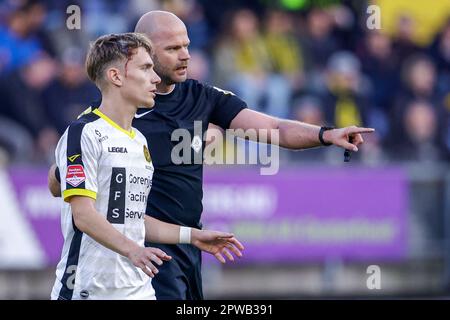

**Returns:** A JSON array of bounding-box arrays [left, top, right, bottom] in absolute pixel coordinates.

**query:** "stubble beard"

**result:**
[[153, 54, 185, 87]]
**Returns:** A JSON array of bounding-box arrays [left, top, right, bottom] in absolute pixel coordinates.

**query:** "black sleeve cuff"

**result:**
[[319, 126, 334, 146], [55, 166, 61, 183]]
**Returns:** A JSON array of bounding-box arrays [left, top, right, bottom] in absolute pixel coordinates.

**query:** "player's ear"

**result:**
[[106, 67, 123, 87]]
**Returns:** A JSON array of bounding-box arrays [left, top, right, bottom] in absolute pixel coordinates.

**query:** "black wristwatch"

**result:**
[[319, 126, 334, 146]]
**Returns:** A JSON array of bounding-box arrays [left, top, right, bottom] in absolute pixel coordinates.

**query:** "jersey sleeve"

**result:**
[[206, 85, 247, 129], [57, 123, 100, 202]]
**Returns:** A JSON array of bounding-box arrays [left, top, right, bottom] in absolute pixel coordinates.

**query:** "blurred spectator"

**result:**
[[359, 31, 399, 111], [428, 20, 450, 159], [163, 0, 210, 50], [391, 100, 444, 162], [429, 18, 450, 96], [213, 9, 270, 88], [213, 9, 291, 118], [0, 0, 47, 74], [43, 47, 101, 135], [262, 9, 304, 97], [390, 54, 444, 152], [0, 52, 58, 164], [45, 2, 91, 60], [292, 95, 325, 126], [298, 8, 341, 73], [312, 51, 376, 163], [392, 15, 422, 62], [327, 4, 359, 52], [315, 51, 370, 128], [357, 31, 399, 141], [198, 0, 264, 36]]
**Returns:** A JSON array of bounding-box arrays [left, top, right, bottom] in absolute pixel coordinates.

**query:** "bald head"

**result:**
[[135, 11, 187, 41], [134, 11, 191, 87]]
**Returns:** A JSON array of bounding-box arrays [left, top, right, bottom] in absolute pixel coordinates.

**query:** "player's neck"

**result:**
[[98, 94, 136, 133]]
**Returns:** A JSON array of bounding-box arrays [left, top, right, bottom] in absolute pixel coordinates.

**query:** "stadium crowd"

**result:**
[[0, 0, 449, 165]]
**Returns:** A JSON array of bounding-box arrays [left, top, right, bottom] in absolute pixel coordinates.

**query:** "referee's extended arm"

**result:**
[[229, 108, 374, 151]]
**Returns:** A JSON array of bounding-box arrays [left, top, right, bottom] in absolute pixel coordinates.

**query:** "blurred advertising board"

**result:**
[[202, 167, 408, 263], [5, 167, 61, 267], [1, 166, 408, 268]]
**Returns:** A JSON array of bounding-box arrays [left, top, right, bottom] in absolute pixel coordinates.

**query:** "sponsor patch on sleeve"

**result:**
[[66, 164, 86, 187]]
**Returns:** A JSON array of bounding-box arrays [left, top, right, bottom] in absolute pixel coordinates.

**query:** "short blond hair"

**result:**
[[85, 32, 153, 87]]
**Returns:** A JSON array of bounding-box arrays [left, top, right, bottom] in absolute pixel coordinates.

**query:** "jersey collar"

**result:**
[[93, 108, 136, 139]]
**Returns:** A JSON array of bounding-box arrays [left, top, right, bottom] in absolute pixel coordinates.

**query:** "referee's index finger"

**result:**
[[348, 127, 375, 134]]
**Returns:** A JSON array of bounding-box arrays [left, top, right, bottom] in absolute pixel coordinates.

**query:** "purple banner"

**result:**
[[8, 167, 63, 265], [202, 166, 408, 263], [6, 166, 408, 266]]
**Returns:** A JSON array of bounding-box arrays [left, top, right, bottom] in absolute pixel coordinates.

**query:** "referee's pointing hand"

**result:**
[[322, 126, 375, 152]]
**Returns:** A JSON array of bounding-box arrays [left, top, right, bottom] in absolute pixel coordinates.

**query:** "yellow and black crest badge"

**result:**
[[143, 145, 151, 163]]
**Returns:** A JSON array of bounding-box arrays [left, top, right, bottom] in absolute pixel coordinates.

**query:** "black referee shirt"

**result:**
[[133, 79, 247, 228]]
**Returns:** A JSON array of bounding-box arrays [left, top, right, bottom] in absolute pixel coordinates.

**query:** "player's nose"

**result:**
[[151, 71, 161, 84]]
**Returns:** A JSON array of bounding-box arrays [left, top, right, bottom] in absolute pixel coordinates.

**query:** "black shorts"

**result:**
[[145, 242, 203, 300]]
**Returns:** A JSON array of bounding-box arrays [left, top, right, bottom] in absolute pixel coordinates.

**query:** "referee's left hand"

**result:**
[[191, 229, 244, 263], [323, 126, 375, 151]]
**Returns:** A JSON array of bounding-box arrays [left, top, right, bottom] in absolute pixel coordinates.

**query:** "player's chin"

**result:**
[[141, 98, 155, 109]]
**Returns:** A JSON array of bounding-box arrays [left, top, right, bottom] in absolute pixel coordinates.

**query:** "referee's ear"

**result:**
[[48, 164, 62, 198]]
